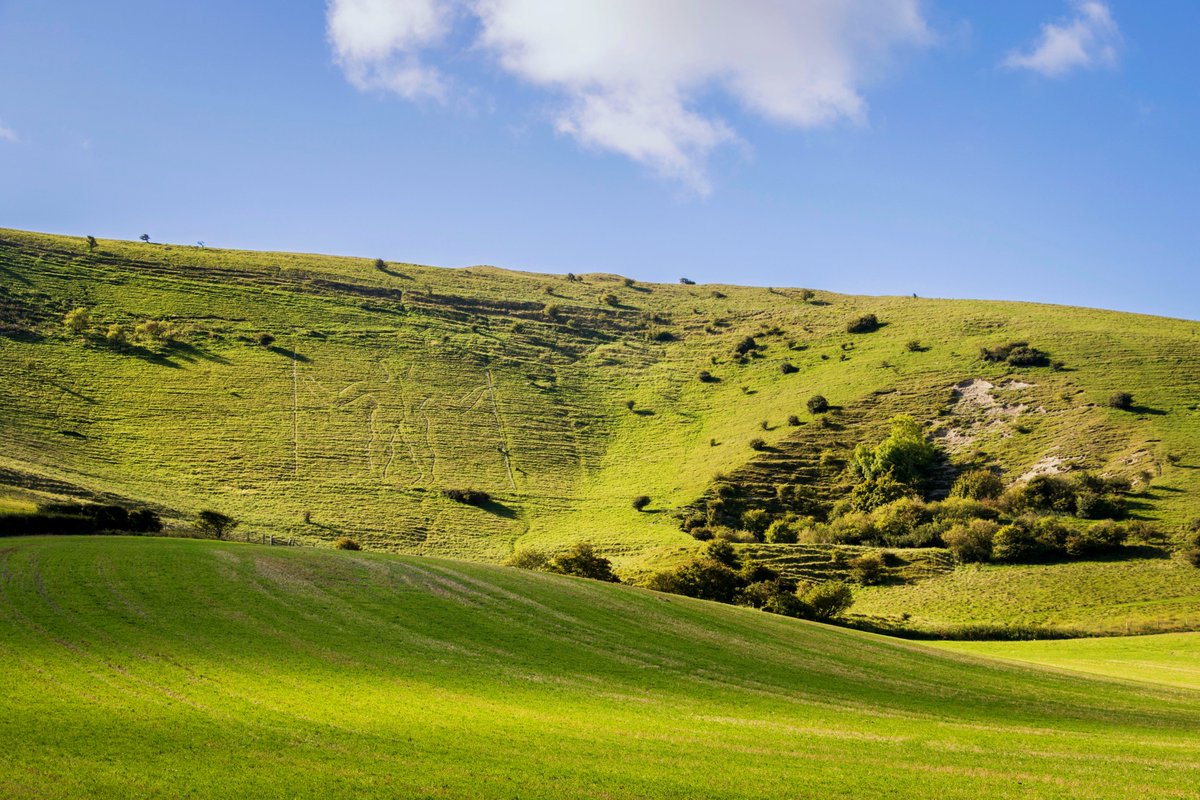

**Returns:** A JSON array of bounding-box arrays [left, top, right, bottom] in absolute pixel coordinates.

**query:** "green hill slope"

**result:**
[[3, 228, 1200, 631], [1, 536, 1198, 799]]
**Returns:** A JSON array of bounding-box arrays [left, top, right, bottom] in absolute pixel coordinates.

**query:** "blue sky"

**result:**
[[1, 1, 1197, 319]]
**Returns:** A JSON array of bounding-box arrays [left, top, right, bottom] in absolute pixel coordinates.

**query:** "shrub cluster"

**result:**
[[334, 537, 362, 551], [979, 341, 1050, 367], [644, 540, 853, 620], [504, 542, 619, 582], [1002, 473, 1129, 520], [442, 488, 491, 506], [846, 314, 880, 334], [1, 503, 162, 537]]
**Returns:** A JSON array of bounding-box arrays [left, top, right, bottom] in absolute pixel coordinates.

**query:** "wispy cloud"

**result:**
[[0, 120, 18, 143], [325, 0, 930, 194], [1004, 1, 1120, 78], [326, 0, 453, 100]]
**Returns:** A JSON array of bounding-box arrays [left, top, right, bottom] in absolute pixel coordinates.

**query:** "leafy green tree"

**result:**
[[63, 307, 91, 334], [798, 581, 854, 620], [197, 510, 237, 540], [850, 415, 937, 487], [549, 542, 619, 582]]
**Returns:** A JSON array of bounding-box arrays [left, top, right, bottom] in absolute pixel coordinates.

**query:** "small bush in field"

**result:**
[[443, 488, 490, 506], [950, 469, 1005, 500], [632, 495, 651, 512], [256, 332, 276, 348], [807, 395, 829, 414], [334, 537, 361, 551], [846, 314, 879, 334], [549, 542, 619, 582], [749, 438, 767, 451], [64, 307, 91, 334], [798, 581, 854, 620], [787, 415, 801, 427], [1108, 392, 1134, 411], [848, 553, 886, 585], [504, 546, 551, 570], [943, 520, 999, 563]]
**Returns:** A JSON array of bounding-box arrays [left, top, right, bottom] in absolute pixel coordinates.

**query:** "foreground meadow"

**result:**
[[1, 536, 1197, 798]]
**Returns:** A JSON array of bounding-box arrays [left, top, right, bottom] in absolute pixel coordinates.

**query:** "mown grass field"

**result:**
[[852, 556, 1200, 635], [936, 632, 1200, 691], [2, 536, 1199, 799], [3, 227, 1200, 633]]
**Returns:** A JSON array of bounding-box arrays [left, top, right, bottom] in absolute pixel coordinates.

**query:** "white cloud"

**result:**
[[326, 0, 930, 193], [1004, 1, 1120, 78], [0, 121, 17, 143], [326, 0, 456, 99]]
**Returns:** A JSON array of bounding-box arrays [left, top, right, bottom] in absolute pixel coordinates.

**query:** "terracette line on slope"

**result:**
[[291, 342, 300, 478], [486, 368, 518, 491]]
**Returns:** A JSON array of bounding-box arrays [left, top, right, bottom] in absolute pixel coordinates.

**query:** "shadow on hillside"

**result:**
[[43, 378, 97, 403], [0, 329, 43, 343], [167, 340, 231, 365], [123, 345, 182, 369], [0, 264, 31, 285], [269, 346, 311, 363], [479, 498, 518, 519], [633, 409, 656, 417], [1131, 405, 1168, 416], [375, 264, 412, 280], [1090, 544, 1171, 562]]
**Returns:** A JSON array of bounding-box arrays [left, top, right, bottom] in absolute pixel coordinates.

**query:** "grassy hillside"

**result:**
[[852, 558, 1200, 636], [936, 632, 1200, 691], [2, 536, 1199, 799], [3, 227, 1200, 631]]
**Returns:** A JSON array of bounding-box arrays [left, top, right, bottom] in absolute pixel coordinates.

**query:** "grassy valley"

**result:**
[[2, 228, 1200, 635], [2, 536, 1199, 799]]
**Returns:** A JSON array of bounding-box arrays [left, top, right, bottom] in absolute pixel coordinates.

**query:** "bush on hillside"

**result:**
[[548, 542, 619, 582], [740, 508, 770, 538], [1, 503, 162, 537], [798, 581, 854, 620], [632, 495, 651, 512], [1108, 392, 1134, 410], [848, 553, 886, 585], [504, 546, 551, 571], [645, 558, 742, 603], [787, 414, 801, 427], [943, 520, 999, 563], [980, 341, 1049, 367], [334, 537, 361, 551], [105, 323, 127, 347], [680, 277, 696, 285], [197, 509, 237, 540], [780, 362, 798, 374], [442, 488, 491, 506], [807, 395, 829, 414], [749, 438, 767, 451], [63, 307, 91, 334], [950, 469, 1005, 501], [1063, 521, 1127, 557], [256, 332, 276, 347], [1184, 548, 1200, 568], [846, 314, 880, 334], [697, 370, 719, 383], [764, 518, 799, 544], [135, 319, 175, 344], [733, 335, 759, 356], [849, 415, 938, 489]]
